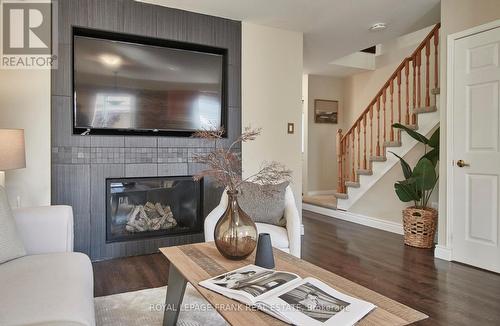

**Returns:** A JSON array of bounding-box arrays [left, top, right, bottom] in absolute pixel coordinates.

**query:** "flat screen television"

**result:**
[[72, 28, 227, 136]]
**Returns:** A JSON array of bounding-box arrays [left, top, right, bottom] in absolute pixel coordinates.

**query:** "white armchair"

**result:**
[[205, 186, 301, 257], [13, 205, 74, 254], [0, 204, 95, 326]]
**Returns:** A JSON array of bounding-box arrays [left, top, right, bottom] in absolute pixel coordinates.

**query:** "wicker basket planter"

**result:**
[[402, 207, 437, 248]]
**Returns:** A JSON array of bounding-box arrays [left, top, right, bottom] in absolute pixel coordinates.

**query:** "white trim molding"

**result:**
[[434, 245, 452, 261], [304, 204, 452, 259], [303, 203, 403, 235]]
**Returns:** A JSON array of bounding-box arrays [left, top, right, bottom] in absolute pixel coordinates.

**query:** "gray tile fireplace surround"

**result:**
[[51, 0, 241, 261]]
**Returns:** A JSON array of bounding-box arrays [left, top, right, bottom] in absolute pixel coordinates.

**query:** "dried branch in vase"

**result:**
[[191, 127, 292, 193]]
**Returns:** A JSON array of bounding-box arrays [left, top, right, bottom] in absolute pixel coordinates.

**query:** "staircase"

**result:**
[[334, 24, 441, 211]]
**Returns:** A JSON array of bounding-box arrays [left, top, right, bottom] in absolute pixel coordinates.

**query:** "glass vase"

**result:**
[[214, 190, 257, 260]]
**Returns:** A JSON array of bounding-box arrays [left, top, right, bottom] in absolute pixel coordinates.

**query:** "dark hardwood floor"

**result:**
[[93, 210, 500, 325], [93, 252, 169, 297]]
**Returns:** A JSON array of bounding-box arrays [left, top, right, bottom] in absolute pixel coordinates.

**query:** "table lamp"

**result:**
[[0, 129, 26, 188]]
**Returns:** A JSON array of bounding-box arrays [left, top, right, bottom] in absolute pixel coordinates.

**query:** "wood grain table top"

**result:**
[[160, 242, 427, 325]]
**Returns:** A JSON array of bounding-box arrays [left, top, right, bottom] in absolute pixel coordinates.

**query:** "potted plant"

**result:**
[[390, 123, 439, 248]]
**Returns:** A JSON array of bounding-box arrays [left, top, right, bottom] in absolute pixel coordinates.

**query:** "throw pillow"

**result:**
[[238, 181, 289, 227], [0, 186, 26, 264]]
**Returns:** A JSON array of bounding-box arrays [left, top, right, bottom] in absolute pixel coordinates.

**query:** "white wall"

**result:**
[[306, 74, 344, 193], [438, 0, 500, 246], [241, 22, 303, 213], [0, 70, 51, 208], [349, 133, 439, 223]]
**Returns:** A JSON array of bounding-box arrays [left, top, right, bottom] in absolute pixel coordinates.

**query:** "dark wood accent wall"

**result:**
[[51, 0, 241, 261]]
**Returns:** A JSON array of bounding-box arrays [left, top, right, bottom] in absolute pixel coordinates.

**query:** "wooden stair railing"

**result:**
[[336, 23, 440, 194]]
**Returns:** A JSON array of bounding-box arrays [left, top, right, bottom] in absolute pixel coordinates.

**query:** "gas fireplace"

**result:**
[[106, 176, 203, 243]]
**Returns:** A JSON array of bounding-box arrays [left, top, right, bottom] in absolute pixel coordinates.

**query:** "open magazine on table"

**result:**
[[199, 264, 375, 326]]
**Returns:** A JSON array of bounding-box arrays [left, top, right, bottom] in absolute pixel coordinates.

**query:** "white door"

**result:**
[[452, 26, 500, 273]]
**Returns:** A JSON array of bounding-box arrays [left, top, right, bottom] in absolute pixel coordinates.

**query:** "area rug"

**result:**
[[95, 284, 228, 326]]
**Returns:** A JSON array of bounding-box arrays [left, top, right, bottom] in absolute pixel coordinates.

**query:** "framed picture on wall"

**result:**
[[314, 99, 338, 124]]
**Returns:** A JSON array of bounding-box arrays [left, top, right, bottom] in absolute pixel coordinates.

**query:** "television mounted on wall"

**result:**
[[72, 27, 228, 137]]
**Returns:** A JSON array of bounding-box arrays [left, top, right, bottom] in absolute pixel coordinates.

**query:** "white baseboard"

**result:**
[[306, 190, 336, 196], [303, 203, 403, 235], [434, 245, 452, 261]]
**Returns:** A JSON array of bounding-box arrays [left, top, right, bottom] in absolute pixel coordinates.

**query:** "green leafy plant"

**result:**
[[390, 124, 439, 209]]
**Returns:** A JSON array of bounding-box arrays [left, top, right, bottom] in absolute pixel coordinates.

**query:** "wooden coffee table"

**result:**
[[160, 242, 427, 325]]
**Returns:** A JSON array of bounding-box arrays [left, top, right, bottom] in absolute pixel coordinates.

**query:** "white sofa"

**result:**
[[0, 205, 96, 326], [205, 186, 301, 257]]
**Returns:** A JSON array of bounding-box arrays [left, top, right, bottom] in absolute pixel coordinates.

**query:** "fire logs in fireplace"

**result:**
[[106, 176, 203, 243], [126, 202, 178, 233]]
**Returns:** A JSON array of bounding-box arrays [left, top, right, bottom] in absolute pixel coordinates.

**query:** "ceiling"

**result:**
[[138, 0, 440, 76]]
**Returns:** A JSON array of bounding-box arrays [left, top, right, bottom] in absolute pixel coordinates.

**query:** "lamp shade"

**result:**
[[0, 129, 26, 170]]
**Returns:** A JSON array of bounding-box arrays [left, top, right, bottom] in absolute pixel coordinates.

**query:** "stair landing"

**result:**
[[302, 195, 337, 210]]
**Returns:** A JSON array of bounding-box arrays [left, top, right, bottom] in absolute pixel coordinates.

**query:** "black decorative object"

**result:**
[[254, 233, 275, 269]]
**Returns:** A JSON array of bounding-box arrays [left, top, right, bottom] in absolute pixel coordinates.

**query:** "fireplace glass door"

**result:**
[[106, 176, 202, 242]]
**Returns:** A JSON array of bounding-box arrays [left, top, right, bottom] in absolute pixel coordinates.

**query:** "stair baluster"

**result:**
[[369, 105, 373, 158], [357, 121, 361, 175], [376, 97, 381, 157], [351, 132, 355, 182], [404, 60, 413, 126], [363, 115, 367, 169], [382, 88, 387, 146], [336, 130, 343, 193], [399, 65, 404, 140], [345, 136, 349, 183], [342, 139, 347, 191], [434, 28, 439, 91], [412, 58, 417, 122], [425, 39, 431, 108], [390, 80, 394, 142], [417, 51, 422, 109]]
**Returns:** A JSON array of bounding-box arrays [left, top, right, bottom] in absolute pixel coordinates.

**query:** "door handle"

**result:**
[[456, 160, 470, 168]]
